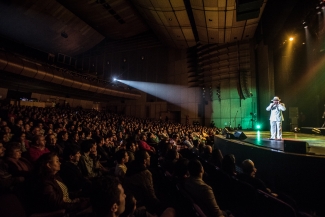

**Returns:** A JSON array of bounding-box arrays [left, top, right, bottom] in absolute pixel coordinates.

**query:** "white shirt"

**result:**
[[266, 103, 286, 121]]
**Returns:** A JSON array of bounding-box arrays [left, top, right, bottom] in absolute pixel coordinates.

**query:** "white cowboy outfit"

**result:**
[[266, 96, 286, 140]]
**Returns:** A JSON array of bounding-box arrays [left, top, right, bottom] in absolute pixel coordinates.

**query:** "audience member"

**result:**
[[184, 159, 231, 217], [0, 141, 24, 192], [60, 145, 91, 193], [221, 154, 237, 177], [33, 152, 90, 213], [138, 134, 156, 154], [92, 176, 126, 217], [124, 150, 160, 213], [238, 159, 277, 197], [5, 142, 33, 178], [78, 139, 102, 178], [114, 149, 129, 180], [46, 133, 63, 157], [28, 135, 50, 162]]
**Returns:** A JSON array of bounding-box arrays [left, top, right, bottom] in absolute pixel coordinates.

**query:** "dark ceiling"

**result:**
[[0, 0, 271, 56], [0, 0, 320, 101]]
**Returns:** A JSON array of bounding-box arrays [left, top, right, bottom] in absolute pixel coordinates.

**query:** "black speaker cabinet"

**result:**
[[234, 131, 247, 140], [283, 140, 308, 154], [226, 133, 235, 139]]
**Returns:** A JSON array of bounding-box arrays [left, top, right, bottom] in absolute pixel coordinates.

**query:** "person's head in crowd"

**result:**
[[85, 131, 92, 139], [70, 131, 79, 142], [188, 159, 204, 178], [6, 142, 22, 160], [174, 158, 189, 179], [0, 121, 7, 127], [134, 150, 150, 168], [32, 127, 41, 136], [17, 132, 26, 142], [46, 134, 57, 145], [0, 141, 6, 157], [57, 131, 69, 142], [16, 119, 23, 127], [92, 176, 126, 217], [119, 193, 136, 217], [48, 123, 53, 130], [172, 134, 178, 141], [241, 159, 257, 177], [198, 142, 205, 154], [160, 142, 173, 157], [203, 145, 213, 154], [96, 137, 104, 147], [221, 154, 236, 176], [126, 142, 137, 153], [115, 149, 129, 165], [165, 149, 179, 161], [69, 125, 75, 132], [36, 152, 61, 178], [46, 128, 54, 136], [3, 126, 11, 135], [80, 139, 96, 155], [211, 148, 223, 168], [24, 124, 30, 132], [140, 133, 147, 141], [38, 122, 44, 130], [63, 145, 81, 164], [78, 131, 85, 140], [33, 135, 46, 148]]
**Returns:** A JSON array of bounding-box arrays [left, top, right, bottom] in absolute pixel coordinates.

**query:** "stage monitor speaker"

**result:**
[[283, 140, 309, 154], [234, 131, 247, 140], [226, 133, 235, 139]]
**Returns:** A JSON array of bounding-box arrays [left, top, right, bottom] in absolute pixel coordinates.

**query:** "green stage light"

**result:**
[[256, 124, 261, 130]]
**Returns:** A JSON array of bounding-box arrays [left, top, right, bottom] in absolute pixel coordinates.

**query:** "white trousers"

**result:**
[[270, 121, 282, 139]]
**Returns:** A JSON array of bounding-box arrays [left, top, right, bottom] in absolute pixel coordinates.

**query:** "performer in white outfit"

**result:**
[[266, 96, 286, 140]]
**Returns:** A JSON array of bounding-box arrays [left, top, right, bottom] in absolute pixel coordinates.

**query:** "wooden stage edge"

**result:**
[[215, 130, 325, 156]]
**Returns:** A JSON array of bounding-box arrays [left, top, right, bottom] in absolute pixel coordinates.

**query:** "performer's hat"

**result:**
[[271, 96, 281, 101]]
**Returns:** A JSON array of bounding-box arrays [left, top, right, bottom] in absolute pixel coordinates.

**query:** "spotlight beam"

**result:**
[[117, 79, 187, 105]]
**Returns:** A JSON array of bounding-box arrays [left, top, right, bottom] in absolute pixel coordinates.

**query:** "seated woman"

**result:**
[[221, 154, 237, 177], [33, 152, 91, 213], [5, 142, 33, 178]]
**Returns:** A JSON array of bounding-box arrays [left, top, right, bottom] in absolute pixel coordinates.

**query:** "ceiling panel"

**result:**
[[207, 29, 219, 44], [243, 24, 258, 39], [175, 10, 191, 26], [192, 9, 206, 27], [182, 28, 196, 41], [225, 29, 232, 43], [231, 27, 245, 41], [205, 11, 219, 28], [190, 0, 204, 8]]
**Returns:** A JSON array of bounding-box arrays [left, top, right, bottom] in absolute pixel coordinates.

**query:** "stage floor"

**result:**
[[235, 131, 325, 156]]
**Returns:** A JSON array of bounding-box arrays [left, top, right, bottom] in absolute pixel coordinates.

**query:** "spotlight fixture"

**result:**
[[113, 78, 117, 81], [304, 25, 308, 29], [289, 37, 294, 41]]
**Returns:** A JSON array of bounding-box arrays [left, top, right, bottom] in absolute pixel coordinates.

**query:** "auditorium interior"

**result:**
[[1, 0, 325, 217]]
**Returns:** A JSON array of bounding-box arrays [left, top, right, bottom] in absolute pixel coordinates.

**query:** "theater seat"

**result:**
[[256, 189, 297, 217], [0, 193, 66, 217]]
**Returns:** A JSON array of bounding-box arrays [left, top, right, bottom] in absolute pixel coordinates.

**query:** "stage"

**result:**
[[214, 131, 325, 214], [220, 130, 325, 156]]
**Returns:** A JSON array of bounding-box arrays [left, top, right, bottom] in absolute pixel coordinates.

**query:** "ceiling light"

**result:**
[[289, 37, 294, 41]]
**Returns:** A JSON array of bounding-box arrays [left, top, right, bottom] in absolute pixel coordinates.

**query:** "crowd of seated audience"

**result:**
[[0, 103, 317, 217]]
